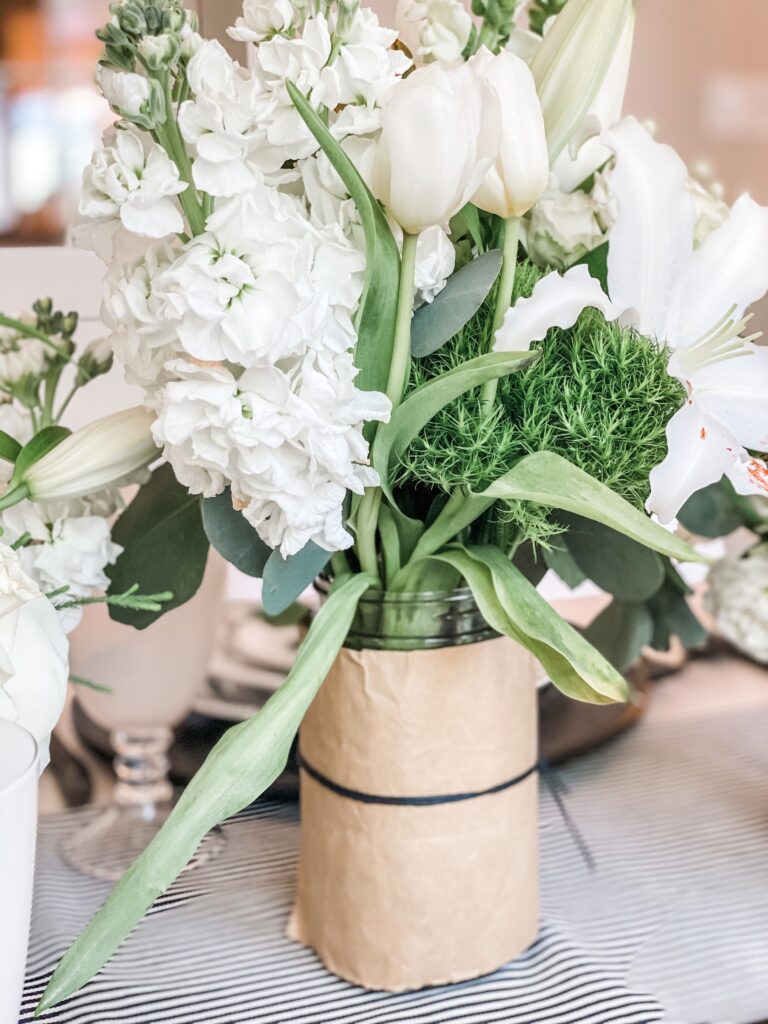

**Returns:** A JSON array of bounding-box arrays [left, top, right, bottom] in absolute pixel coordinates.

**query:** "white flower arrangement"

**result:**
[[22, 0, 768, 1010]]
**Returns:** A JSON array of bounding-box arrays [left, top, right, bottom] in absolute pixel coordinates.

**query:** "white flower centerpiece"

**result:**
[[31, 0, 768, 1007]]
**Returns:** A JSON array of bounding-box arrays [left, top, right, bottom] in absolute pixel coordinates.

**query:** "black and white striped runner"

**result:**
[[21, 705, 768, 1024]]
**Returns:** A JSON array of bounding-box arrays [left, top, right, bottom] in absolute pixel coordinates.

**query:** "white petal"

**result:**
[[601, 117, 694, 342], [677, 193, 768, 347], [647, 401, 742, 524], [121, 198, 184, 238], [493, 264, 621, 352], [691, 343, 768, 450], [726, 456, 768, 500]]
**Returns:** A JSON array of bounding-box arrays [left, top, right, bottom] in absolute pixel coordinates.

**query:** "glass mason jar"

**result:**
[[290, 580, 540, 992]]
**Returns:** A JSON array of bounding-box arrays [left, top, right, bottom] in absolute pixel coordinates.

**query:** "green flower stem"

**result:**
[[157, 75, 206, 237], [480, 215, 520, 411], [386, 231, 419, 405], [353, 231, 419, 583], [0, 315, 82, 370]]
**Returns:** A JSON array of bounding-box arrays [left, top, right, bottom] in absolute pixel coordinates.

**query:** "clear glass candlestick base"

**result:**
[[63, 726, 225, 882]]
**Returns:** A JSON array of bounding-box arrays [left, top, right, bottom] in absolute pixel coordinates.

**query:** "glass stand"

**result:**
[[62, 726, 225, 882]]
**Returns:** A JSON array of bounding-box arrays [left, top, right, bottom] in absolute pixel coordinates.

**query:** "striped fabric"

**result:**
[[21, 706, 768, 1024]]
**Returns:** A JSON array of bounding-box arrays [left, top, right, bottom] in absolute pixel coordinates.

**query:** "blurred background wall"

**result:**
[[1, 0, 766, 239]]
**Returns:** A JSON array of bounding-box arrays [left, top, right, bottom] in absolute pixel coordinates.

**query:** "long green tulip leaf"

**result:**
[[480, 451, 706, 564], [287, 81, 400, 398], [0, 429, 21, 464], [38, 571, 375, 1013], [372, 349, 538, 501], [434, 545, 629, 704]]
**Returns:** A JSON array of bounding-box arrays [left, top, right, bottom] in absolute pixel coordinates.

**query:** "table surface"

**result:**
[[24, 649, 768, 1024]]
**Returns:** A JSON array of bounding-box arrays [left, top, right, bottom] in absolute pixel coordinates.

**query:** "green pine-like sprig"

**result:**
[[397, 260, 686, 546]]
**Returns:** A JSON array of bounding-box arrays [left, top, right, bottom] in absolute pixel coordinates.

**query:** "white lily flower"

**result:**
[[22, 408, 158, 502], [495, 117, 768, 523], [530, 0, 633, 163]]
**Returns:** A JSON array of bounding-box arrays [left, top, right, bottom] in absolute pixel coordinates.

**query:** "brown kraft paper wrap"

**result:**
[[288, 635, 539, 991]]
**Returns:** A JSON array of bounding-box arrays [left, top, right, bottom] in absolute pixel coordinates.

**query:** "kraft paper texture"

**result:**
[[288, 635, 539, 991]]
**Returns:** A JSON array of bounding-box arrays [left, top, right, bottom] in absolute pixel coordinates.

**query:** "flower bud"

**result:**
[[138, 31, 181, 70], [470, 48, 548, 218], [24, 407, 158, 502], [372, 59, 501, 234], [76, 337, 114, 385], [115, 2, 147, 36], [530, 0, 633, 162], [95, 65, 151, 119]]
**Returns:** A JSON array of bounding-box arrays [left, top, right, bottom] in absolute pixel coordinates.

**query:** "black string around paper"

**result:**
[[297, 750, 595, 871]]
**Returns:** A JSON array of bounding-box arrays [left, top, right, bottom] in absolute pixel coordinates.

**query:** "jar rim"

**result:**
[[314, 577, 476, 603]]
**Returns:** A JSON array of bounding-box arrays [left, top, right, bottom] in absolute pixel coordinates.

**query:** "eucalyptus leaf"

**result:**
[[582, 599, 654, 673], [678, 478, 748, 538], [287, 82, 400, 399], [10, 425, 70, 487], [542, 540, 586, 589], [480, 452, 705, 565], [411, 249, 503, 358], [38, 572, 375, 1014], [647, 575, 708, 652], [372, 349, 538, 502], [434, 544, 628, 704], [560, 513, 665, 601], [202, 488, 272, 577], [261, 541, 331, 616], [0, 429, 21, 464], [107, 463, 209, 628]]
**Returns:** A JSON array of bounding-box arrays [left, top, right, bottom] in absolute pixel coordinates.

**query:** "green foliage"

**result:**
[[398, 259, 686, 546], [528, 0, 568, 35], [202, 488, 271, 577], [107, 463, 209, 628], [559, 513, 665, 601], [38, 572, 375, 1014], [435, 544, 629, 704], [411, 250, 502, 358], [261, 542, 331, 616], [678, 478, 752, 537], [287, 81, 400, 401]]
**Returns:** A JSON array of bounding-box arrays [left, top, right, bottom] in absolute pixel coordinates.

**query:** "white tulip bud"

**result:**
[[471, 48, 549, 219], [372, 59, 501, 234], [24, 408, 158, 501], [530, 0, 633, 162]]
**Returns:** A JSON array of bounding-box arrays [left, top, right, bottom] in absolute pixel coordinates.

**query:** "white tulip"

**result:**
[[530, 0, 633, 162], [471, 48, 549, 219], [0, 544, 68, 768], [22, 408, 158, 502], [372, 59, 501, 234]]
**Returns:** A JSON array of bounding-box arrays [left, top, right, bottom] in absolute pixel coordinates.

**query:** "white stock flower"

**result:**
[[494, 117, 768, 524], [0, 318, 49, 385], [228, 0, 300, 43], [153, 356, 389, 555], [525, 174, 612, 270], [395, 0, 472, 64], [80, 127, 187, 239], [95, 65, 151, 119], [705, 549, 768, 664], [159, 186, 364, 367], [178, 40, 290, 196], [0, 544, 68, 767]]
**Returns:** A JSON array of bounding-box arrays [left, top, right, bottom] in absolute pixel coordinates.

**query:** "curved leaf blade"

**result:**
[[435, 544, 629, 704], [10, 425, 70, 486], [107, 463, 209, 628], [0, 429, 21, 464], [287, 81, 400, 397], [372, 349, 538, 503], [37, 572, 375, 1014], [202, 488, 272, 577], [480, 451, 705, 564], [411, 249, 503, 358], [262, 541, 331, 616]]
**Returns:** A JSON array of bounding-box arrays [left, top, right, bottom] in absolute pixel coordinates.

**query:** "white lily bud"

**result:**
[[25, 407, 158, 501], [372, 60, 501, 234], [471, 48, 549, 219], [530, 0, 633, 162]]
